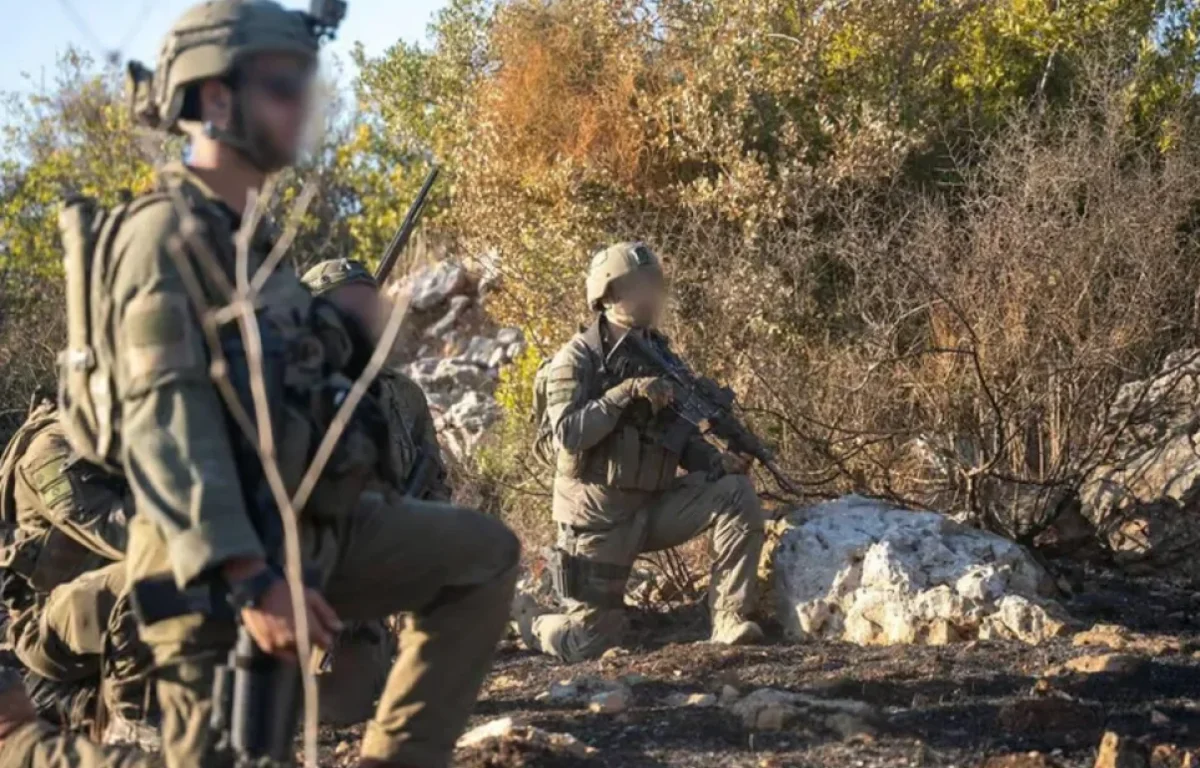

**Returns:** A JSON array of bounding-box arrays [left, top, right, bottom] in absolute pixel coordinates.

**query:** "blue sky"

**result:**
[[0, 0, 449, 94]]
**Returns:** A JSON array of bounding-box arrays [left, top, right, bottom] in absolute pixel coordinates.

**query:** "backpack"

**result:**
[[57, 193, 166, 476], [530, 358, 556, 468]]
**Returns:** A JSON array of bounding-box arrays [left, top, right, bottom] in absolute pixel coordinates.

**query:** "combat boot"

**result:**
[[710, 611, 764, 646]]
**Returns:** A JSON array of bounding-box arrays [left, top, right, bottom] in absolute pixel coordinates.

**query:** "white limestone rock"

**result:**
[[774, 495, 1070, 646]]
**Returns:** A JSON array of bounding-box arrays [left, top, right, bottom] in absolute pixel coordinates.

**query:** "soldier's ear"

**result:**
[[197, 80, 233, 130]]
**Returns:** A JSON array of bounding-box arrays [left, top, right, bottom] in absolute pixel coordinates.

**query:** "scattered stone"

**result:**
[[1044, 654, 1146, 677], [588, 687, 631, 714], [1073, 625, 1187, 656], [1094, 731, 1148, 768], [334, 741, 352, 756], [541, 677, 633, 713], [438, 391, 503, 459], [600, 647, 631, 661], [409, 262, 470, 311], [1151, 710, 1171, 727], [1080, 349, 1200, 579], [774, 495, 1072, 646], [423, 294, 473, 340], [496, 327, 523, 346], [729, 688, 879, 736], [664, 692, 718, 708], [488, 674, 521, 692], [719, 684, 741, 706], [982, 753, 1062, 768], [457, 716, 597, 759]]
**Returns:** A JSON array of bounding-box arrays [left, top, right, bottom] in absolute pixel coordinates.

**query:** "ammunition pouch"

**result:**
[[548, 548, 630, 610], [2, 528, 105, 598], [129, 576, 232, 627]]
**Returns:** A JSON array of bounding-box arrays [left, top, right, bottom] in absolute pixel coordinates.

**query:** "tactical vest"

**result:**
[[58, 170, 383, 521], [567, 320, 687, 492]]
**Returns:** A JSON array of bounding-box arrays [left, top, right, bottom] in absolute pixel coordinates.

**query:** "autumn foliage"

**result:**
[[4, 1, 1200, 541]]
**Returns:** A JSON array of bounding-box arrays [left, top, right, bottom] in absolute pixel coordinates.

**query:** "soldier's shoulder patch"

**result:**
[[120, 291, 202, 383]]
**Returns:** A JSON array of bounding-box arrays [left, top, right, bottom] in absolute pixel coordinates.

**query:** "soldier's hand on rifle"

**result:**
[[223, 558, 343, 660], [614, 376, 674, 412]]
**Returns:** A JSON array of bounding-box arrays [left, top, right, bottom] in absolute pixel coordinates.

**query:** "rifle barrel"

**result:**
[[373, 165, 440, 283]]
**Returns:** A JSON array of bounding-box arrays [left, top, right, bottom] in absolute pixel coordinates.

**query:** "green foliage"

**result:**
[[4, 3, 1200, 531], [1, 52, 163, 282]]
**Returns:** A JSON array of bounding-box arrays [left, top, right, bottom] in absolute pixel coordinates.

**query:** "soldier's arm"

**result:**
[[17, 430, 128, 561], [547, 345, 631, 453], [111, 203, 264, 588], [398, 376, 452, 501]]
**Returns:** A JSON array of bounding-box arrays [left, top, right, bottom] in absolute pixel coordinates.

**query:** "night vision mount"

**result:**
[[306, 0, 347, 42]]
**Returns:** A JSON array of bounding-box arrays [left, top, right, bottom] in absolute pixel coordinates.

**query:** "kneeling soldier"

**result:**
[[525, 242, 765, 662]]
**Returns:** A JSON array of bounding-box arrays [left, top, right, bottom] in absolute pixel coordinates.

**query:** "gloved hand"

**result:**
[[710, 451, 751, 478], [610, 376, 675, 412]]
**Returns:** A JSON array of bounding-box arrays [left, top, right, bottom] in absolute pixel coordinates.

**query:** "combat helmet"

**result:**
[[126, 0, 345, 167], [301, 258, 377, 296], [585, 242, 662, 311]]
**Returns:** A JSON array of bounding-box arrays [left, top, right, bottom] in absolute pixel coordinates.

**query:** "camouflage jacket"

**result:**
[[545, 316, 719, 520], [0, 402, 127, 606], [107, 163, 380, 590]]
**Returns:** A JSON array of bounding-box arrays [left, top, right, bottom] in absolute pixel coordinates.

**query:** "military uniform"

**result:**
[[301, 259, 453, 727], [0, 403, 150, 736], [529, 244, 764, 662], [0, 3, 517, 767]]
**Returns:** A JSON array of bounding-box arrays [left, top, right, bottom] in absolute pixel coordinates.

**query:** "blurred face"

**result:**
[[327, 283, 388, 342], [239, 53, 316, 167], [610, 269, 667, 329]]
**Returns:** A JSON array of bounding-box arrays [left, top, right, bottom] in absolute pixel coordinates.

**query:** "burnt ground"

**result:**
[[321, 568, 1200, 767]]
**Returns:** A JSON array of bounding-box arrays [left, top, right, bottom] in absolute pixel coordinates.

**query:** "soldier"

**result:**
[[0, 2, 519, 767], [522, 242, 765, 662], [300, 257, 451, 503], [0, 398, 151, 741], [300, 258, 451, 726]]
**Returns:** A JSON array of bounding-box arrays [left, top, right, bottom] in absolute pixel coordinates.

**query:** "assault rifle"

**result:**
[[613, 330, 804, 498], [373, 165, 440, 284]]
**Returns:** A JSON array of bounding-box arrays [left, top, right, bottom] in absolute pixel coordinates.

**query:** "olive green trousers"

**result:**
[[0, 493, 520, 768], [533, 472, 763, 662]]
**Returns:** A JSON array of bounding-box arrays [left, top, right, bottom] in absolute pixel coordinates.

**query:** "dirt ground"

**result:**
[[321, 566, 1200, 767]]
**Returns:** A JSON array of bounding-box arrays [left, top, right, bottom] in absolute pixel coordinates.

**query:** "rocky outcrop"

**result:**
[[1081, 349, 1200, 578], [389, 261, 526, 460], [773, 495, 1072, 645]]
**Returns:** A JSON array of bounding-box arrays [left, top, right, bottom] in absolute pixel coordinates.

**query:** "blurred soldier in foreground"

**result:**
[[0, 398, 153, 745], [522, 242, 765, 662], [0, 1, 518, 766]]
